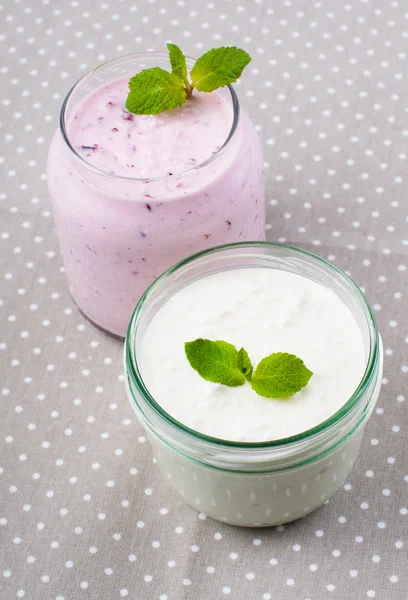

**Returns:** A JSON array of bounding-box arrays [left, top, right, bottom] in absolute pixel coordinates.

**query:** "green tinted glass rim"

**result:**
[[125, 241, 380, 450]]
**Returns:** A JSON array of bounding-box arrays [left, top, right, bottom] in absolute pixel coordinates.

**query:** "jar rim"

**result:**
[[125, 241, 380, 450], [59, 51, 240, 182]]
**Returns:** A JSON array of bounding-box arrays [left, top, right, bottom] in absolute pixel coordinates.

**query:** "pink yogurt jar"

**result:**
[[47, 53, 265, 338]]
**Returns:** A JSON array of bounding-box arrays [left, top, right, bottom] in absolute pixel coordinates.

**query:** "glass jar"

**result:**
[[124, 242, 383, 527], [47, 53, 265, 339]]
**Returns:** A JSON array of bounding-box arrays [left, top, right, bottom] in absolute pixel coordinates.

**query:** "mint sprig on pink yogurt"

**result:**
[[126, 43, 251, 115]]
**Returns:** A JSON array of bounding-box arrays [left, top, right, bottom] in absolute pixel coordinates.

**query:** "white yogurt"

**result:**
[[141, 268, 366, 442], [125, 245, 383, 526]]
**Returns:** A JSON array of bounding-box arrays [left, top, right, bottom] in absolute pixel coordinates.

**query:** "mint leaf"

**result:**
[[126, 67, 187, 115], [126, 44, 251, 115], [167, 43, 188, 82], [190, 46, 251, 93], [251, 353, 313, 399], [237, 347, 253, 382], [184, 339, 246, 387], [184, 339, 312, 399]]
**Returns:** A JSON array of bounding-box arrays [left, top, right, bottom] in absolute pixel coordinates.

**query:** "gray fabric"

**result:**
[[1, 1, 407, 599]]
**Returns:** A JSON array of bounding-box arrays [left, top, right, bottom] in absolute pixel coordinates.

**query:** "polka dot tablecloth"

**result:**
[[1, 1, 407, 599]]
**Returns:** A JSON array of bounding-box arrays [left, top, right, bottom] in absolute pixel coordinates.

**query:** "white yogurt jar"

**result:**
[[124, 242, 383, 526]]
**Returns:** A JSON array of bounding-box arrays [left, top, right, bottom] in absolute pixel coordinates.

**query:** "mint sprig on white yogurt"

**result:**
[[185, 339, 313, 399], [126, 43, 251, 115]]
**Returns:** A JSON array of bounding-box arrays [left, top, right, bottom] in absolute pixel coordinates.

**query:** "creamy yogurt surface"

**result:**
[[140, 268, 366, 442], [69, 77, 232, 178]]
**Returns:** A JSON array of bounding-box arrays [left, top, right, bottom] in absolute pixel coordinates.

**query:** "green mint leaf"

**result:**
[[126, 67, 187, 115], [185, 339, 246, 387], [190, 46, 251, 93], [167, 43, 188, 82], [251, 353, 313, 399], [237, 347, 253, 382]]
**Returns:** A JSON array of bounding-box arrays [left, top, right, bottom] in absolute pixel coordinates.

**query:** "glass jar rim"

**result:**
[[125, 241, 380, 450], [59, 51, 240, 182]]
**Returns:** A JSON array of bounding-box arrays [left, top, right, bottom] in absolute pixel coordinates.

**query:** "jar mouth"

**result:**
[[59, 51, 240, 182], [125, 242, 380, 450]]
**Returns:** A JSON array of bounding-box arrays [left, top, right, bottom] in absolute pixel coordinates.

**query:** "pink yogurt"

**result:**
[[69, 78, 233, 179], [47, 55, 265, 338]]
